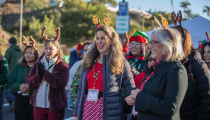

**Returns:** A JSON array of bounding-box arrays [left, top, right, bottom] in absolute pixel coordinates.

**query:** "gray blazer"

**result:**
[[73, 53, 136, 120]]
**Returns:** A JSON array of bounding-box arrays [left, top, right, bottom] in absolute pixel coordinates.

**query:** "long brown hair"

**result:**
[[170, 26, 192, 58], [82, 25, 124, 75]]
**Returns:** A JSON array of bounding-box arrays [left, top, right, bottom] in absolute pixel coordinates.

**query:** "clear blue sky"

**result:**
[[115, 0, 210, 19]]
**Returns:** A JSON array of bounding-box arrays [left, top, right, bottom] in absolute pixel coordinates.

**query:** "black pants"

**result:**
[[14, 94, 34, 120]]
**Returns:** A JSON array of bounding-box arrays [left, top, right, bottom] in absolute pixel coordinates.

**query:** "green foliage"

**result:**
[[24, 0, 50, 10], [203, 6, 210, 17], [89, 0, 117, 7], [61, 0, 115, 46], [26, 15, 56, 43]]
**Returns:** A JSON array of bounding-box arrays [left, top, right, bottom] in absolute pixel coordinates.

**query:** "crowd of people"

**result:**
[[0, 11, 210, 120]]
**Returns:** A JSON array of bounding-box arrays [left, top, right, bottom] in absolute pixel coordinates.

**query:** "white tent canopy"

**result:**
[[145, 16, 210, 48]]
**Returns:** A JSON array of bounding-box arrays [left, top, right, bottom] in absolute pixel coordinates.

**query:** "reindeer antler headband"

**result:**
[[154, 14, 168, 29], [171, 10, 186, 40], [41, 26, 60, 41], [92, 14, 111, 28], [22, 36, 37, 50]]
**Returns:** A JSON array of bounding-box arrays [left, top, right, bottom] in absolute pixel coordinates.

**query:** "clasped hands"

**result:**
[[19, 83, 30, 94], [125, 89, 140, 106]]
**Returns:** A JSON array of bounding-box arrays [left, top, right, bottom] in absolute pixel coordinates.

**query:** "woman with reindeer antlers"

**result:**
[[9, 36, 39, 120], [27, 27, 69, 120], [170, 11, 210, 120], [126, 14, 188, 120], [73, 14, 135, 120]]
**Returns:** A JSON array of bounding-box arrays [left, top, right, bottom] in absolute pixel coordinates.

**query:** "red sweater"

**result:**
[[87, 62, 103, 92], [134, 72, 146, 89]]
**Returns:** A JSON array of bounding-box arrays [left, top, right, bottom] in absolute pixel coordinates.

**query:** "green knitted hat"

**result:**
[[133, 31, 149, 41], [9, 37, 17, 45]]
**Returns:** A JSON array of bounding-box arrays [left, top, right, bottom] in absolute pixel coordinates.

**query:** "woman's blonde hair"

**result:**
[[42, 40, 64, 59], [82, 25, 124, 75], [151, 28, 185, 61]]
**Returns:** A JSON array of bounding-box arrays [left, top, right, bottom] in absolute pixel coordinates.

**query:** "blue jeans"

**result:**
[[0, 91, 4, 120], [4, 82, 15, 103], [67, 89, 72, 107]]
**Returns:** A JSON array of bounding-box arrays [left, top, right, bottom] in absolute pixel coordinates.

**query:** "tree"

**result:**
[[203, 6, 210, 18], [171, 0, 174, 10], [184, 9, 192, 19], [89, 0, 117, 7], [61, 0, 116, 46], [180, 0, 191, 18]]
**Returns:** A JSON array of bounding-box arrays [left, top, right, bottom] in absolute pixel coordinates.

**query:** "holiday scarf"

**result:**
[[140, 55, 166, 91]]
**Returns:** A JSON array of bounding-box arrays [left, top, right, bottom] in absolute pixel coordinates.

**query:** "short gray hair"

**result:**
[[150, 28, 184, 61]]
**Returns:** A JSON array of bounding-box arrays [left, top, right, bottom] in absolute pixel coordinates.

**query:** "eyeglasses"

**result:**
[[149, 41, 159, 47], [129, 42, 141, 47], [148, 57, 155, 62]]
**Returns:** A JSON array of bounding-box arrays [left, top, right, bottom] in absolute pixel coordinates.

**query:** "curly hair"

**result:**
[[82, 25, 124, 75]]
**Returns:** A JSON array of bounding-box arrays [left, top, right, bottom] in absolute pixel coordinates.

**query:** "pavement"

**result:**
[[3, 90, 74, 120]]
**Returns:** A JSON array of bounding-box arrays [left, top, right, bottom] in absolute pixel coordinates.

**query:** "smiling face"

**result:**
[[44, 42, 58, 60], [203, 45, 210, 63], [96, 31, 112, 55], [129, 41, 142, 57], [149, 35, 164, 60], [24, 47, 36, 62]]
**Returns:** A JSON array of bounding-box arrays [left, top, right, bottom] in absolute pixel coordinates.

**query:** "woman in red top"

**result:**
[[134, 54, 155, 88], [73, 15, 135, 120]]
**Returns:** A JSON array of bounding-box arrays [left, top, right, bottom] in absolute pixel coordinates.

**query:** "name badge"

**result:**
[[45, 89, 49, 95], [132, 106, 138, 115], [87, 89, 99, 102]]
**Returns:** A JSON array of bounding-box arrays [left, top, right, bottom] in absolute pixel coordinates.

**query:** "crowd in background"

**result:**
[[0, 12, 210, 120]]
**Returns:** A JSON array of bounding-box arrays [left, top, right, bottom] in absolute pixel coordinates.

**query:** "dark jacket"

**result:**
[[73, 53, 136, 120], [9, 64, 34, 97], [4, 45, 22, 76], [69, 50, 81, 69], [181, 49, 210, 120], [0, 58, 8, 92], [127, 58, 147, 76], [135, 61, 188, 120], [27, 55, 69, 112]]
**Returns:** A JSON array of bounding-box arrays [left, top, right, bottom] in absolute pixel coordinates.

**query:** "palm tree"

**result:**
[[171, 0, 174, 10], [203, 6, 210, 18], [180, 0, 191, 18], [184, 9, 192, 19]]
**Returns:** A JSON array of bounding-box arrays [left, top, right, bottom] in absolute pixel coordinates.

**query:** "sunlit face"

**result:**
[[149, 35, 164, 60], [44, 42, 58, 60], [96, 31, 112, 55], [24, 47, 36, 62], [129, 41, 142, 56], [83, 44, 90, 58], [203, 45, 210, 63]]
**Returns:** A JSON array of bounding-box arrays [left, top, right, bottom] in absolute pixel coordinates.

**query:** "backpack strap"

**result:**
[[188, 63, 196, 83]]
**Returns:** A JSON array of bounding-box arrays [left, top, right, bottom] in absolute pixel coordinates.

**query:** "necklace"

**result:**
[[93, 57, 103, 80]]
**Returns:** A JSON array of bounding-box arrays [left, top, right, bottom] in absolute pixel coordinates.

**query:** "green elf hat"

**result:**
[[127, 31, 149, 60]]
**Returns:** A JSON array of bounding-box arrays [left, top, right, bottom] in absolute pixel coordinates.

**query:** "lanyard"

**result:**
[[25, 64, 27, 83]]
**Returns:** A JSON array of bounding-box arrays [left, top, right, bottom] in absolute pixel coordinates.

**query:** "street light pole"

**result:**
[[142, 14, 144, 32], [19, 0, 23, 48]]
